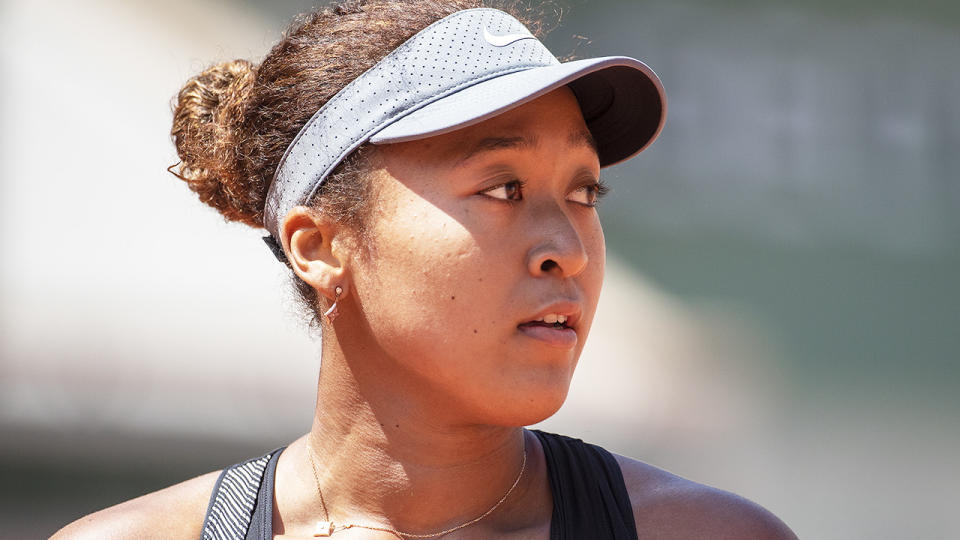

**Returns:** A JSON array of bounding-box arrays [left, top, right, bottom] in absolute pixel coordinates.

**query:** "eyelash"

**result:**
[[483, 179, 527, 202], [481, 178, 609, 207], [576, 179, 610, 206]]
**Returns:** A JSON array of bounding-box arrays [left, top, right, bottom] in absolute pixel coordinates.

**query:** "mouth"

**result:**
[[518, 314, 573, 329], [516, 306, 581, 349]]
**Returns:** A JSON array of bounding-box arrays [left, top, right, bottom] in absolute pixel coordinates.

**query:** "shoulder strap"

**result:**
[[532, 430, 638, 540], [200, 448, 284, 540]]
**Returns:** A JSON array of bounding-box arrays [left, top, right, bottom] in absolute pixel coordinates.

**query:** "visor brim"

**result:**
[[369, 56, 666, 167]]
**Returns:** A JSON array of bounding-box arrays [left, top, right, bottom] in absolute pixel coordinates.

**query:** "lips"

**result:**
[[516, 303, 581, 349]]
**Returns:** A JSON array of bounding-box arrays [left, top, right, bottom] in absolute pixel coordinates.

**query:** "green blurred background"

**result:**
[[1, 0, 957, 538]]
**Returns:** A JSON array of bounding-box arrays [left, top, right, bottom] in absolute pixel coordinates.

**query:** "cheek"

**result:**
[[580, 223, 606, 334], [357, 192, 494, 354], [589, 222, 606, 286]]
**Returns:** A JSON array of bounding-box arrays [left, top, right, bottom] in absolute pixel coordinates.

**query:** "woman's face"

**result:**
[[349, 87, 605, 426]]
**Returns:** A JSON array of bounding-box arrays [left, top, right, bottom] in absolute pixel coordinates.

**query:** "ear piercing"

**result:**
[[323, 286, 343, 322]]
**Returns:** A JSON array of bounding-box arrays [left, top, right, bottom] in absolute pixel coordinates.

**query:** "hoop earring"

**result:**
[[322, 286, 343, 323]]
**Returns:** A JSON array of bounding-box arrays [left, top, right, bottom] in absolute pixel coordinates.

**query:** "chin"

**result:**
[[499, 355, 580, 426], [479, 381, 573, 427]]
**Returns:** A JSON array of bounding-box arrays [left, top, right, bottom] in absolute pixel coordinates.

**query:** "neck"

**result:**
[[274, 330, 544, 537]]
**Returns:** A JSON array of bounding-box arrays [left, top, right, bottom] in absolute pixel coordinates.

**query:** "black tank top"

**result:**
[[200, 430, 638, 539]]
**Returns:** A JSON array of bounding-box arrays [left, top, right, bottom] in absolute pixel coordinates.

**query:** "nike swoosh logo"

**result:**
[[482, 26, 535, 47]]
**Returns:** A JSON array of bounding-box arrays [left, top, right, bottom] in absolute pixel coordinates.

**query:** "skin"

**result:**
[[52, 88, 797, 539]]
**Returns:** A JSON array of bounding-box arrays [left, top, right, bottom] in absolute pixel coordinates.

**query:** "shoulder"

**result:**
[[612, 453, 798, 540], [50, 469, 222, 540]]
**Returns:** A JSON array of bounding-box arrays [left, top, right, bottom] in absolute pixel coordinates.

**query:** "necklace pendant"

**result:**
[[313, 521, 334, 537]]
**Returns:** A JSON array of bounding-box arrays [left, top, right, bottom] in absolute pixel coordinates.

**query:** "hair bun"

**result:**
[[170, 59, 264, 227]]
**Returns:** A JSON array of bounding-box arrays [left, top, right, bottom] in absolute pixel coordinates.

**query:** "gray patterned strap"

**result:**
[[200, 450, 278, 540]]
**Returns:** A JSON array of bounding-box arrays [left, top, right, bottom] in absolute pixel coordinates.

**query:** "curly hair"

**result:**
[[169, 0, 547, 329]]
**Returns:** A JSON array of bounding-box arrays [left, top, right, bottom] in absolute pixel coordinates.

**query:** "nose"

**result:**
[[525, 202, 589, 278]]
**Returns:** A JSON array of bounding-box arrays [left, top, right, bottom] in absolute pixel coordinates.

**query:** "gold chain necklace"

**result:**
[[304, 437, 527, 538]]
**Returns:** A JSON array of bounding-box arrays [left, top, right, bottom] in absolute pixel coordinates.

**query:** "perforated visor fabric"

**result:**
[[264, 8, 665, 240], [372, 57, 663, 167]]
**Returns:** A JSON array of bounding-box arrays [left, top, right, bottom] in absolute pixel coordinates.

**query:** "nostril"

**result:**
[[540, 259, 559, 273]]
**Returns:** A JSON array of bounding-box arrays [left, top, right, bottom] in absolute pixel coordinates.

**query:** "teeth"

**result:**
[[538, 314, 568, 324]]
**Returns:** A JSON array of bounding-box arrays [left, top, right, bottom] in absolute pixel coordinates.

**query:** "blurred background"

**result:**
[[1, 0, 957, 538]]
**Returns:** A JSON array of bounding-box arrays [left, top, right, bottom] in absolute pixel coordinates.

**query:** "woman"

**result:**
[[55, 1, 797, 538]]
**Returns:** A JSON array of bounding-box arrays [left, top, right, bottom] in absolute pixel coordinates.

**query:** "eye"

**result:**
[[481, 179, 525, 201], [567, 180, 609, 207]]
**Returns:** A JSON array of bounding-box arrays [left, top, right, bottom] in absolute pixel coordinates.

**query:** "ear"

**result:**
[[280, 206, 349, 302]]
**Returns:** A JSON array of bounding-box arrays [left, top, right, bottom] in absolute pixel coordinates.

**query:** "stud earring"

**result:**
[[323, 286, 343, 322]]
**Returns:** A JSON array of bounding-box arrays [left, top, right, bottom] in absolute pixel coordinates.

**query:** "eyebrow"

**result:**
[[456, 129, 599, 165], [570, 128, 599, 156]]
